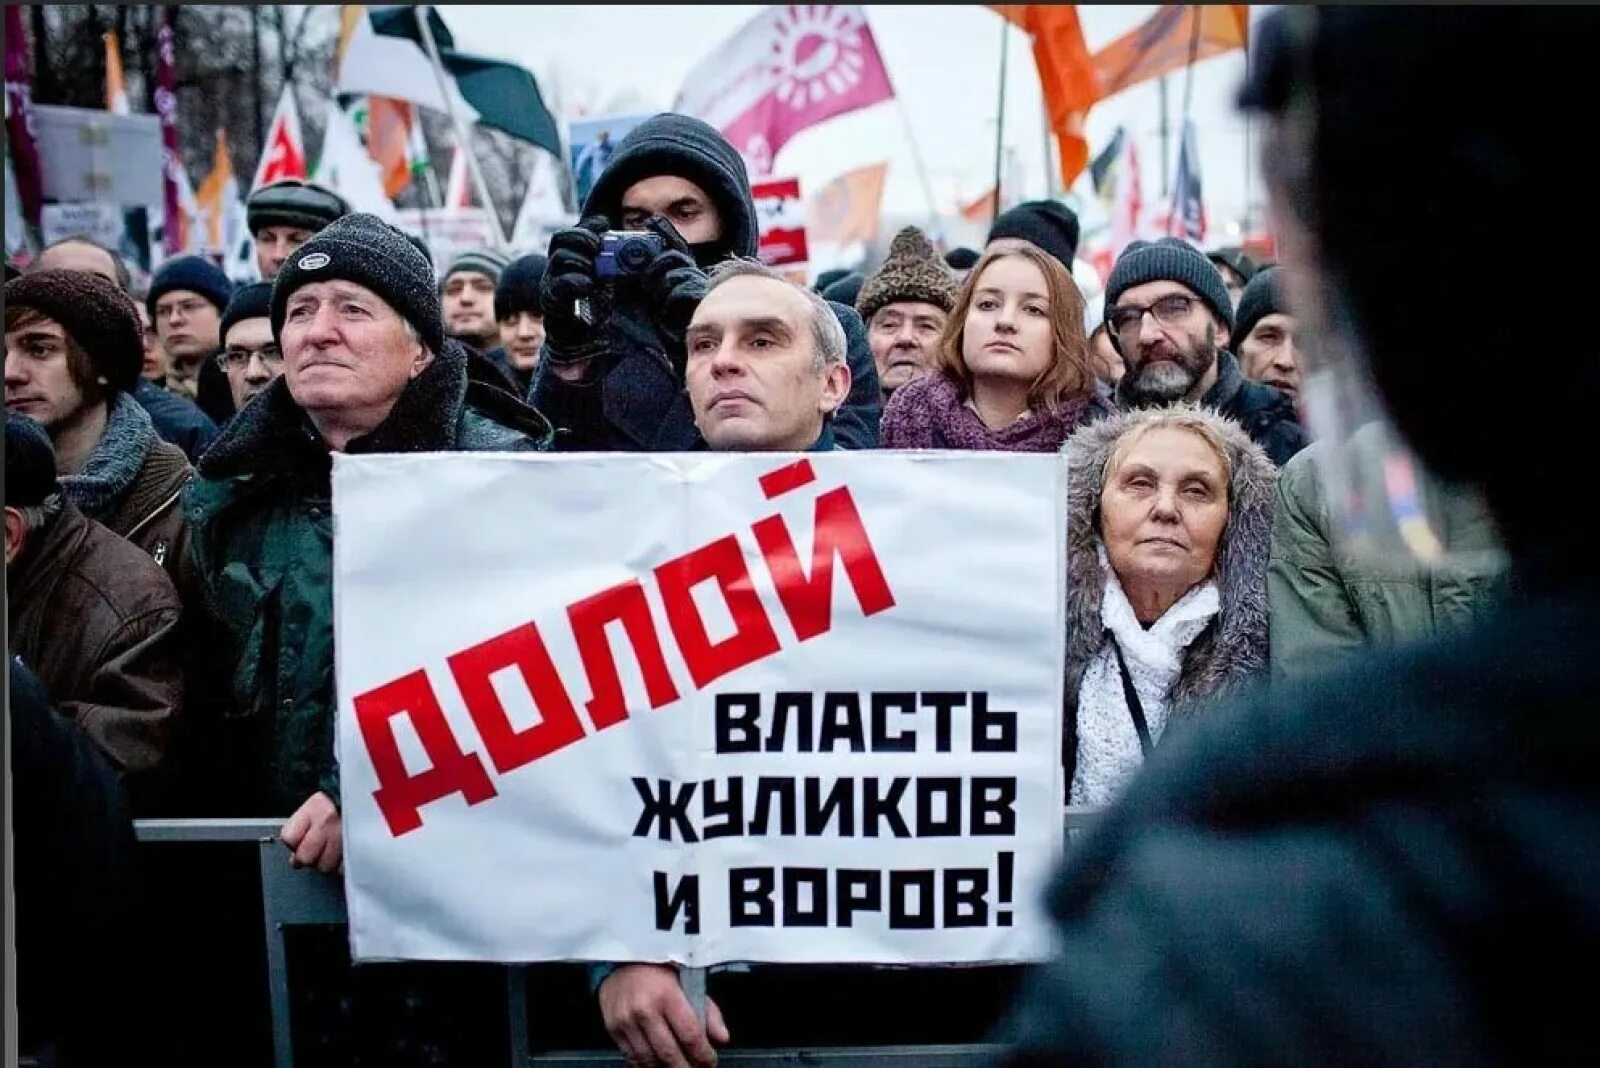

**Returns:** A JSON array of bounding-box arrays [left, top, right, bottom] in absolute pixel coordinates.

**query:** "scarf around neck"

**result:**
[[58, 391, 156, 522]]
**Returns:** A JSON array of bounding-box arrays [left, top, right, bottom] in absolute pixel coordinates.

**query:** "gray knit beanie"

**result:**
[[1232, 266, 1282, 345], [443, 247, 512, 286], [1105, 237, 1234, 332]]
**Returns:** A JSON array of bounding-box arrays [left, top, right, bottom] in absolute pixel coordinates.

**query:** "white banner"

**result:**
[[335, 452, 1065, 967]]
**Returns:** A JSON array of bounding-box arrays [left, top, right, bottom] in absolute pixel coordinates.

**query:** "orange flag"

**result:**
[[366, 96, 415, 199], [806, 162, 889, 245], [1094, 5, 1250, 100], [992, 5, 1098, 189], [195, 128, 238, 251], [104, 31, 130, 115], [960, 186, 999, 222]]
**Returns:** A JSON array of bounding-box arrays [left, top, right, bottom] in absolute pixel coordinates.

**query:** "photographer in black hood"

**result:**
[[532, 112, 881, 450]]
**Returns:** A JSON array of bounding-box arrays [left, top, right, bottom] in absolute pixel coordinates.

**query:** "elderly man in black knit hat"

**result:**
[[855, 225, 960, 402], [215, 281, 280, 413], [1104, 236, 1308, 466], [489, 252, 548, 394], [247, 177, 350, 281], [146, 253, 234, 404], [5, 269, 193, 580], [182, 212, 552, 867], [534, 111, 881, 450]]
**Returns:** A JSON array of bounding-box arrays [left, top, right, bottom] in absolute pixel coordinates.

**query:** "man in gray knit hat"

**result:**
[[855, 225, 960, 403], [442, 246, 511, 353], [1104, 236, 1307, 466]]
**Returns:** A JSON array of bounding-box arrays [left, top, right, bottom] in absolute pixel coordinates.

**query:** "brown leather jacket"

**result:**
[[8, 500, 183, 774], [99, 437, 192, 583]]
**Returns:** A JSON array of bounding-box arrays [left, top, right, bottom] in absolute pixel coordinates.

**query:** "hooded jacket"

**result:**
[[531, 112, 882, 451], [1061, 406, 1276, 784], [180, 340, 552, 815]]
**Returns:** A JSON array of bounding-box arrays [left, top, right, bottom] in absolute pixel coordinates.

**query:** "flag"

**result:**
[[1109, 133, 1144, 261], [195, 127, 241, 252], [1094, 5, 1249, 101], [674, 6, 895, 177], [312, 98, 398, 221], [961, 186, 999, 223], [1089, 126, 1126, 201], [1164, 118, 1205, 244], [366, 95, 417, 199], [806, 162, 888, 245], [104, 31, 130, 115], [155, 7, 184, 255], [337, 5, 561, 157], [442, 144, 471, 210], [4, 5, 44, 231], [991, 5, 1098, 188], [250, 85, 307, 192]]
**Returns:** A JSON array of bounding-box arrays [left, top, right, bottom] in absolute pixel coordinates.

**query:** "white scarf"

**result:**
[[1069, 555, 1220, 808]]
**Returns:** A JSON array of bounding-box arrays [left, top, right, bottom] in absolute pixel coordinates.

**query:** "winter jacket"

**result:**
[[880, 371, 1110, 452], [133, 377, 218, 461], [61, 391, 193, 583], [531, 113, 881, 451], [8, 499, 184, 776], [10, 656, 138, 1064], [1061, 406, 1276, 787], [1269, 422, 1510, 678], [997, 570, 1600, 1065], [181, 340, 552, 816], [1116, 349, 1310, 467]]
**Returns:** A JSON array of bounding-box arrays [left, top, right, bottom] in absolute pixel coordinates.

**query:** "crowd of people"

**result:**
[[8, 6, 1597, 1065]]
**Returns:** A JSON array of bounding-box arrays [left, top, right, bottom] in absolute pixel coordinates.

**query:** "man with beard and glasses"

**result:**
[[1104, 237, 1308, 467]]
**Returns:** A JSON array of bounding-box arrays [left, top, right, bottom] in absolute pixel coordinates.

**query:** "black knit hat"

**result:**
[[247, 178, 350, 237], [147, 254, 234, 318], [220, 281, 275, 343], [856, 227, 961, 323], [814, 268, 851, 294], [494, 253, 547, 320], [583, 113, 758, 263], [1232, 265, 1282, 345], [1105, 237, 1235, 332], [6, 269, 144, 392], [944, 246, 981, 271], [270, 212, 444, 354], [987, 201, 1081, 271], [820, 271, 865, 309], [5, 413, 59, 507], [1207, 246, 1258, 285]]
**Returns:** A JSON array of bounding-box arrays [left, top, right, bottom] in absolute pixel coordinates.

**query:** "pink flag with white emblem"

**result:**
[[674, 5, 895, 177]]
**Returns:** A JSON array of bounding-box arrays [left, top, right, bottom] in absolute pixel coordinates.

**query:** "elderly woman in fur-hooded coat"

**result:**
[[1063, 404, 1276, 807]]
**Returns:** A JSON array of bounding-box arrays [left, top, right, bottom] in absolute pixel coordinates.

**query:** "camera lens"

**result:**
[[616, 237, 654, 273]]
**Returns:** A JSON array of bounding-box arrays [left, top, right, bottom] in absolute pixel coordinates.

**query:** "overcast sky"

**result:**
[[443, 5, 1269, 243]]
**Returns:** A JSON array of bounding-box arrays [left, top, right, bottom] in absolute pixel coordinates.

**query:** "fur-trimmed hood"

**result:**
[[1063, 404, 1277, 713]]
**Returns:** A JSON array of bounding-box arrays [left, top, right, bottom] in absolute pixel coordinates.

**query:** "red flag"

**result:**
[[251, 85, 308, 192], [5, 5, 45, 231], [155, 8, 185, 255], [675, 6, 895, 177]]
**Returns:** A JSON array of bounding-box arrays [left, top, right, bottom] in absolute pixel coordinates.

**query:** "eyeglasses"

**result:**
[[216, 344, 283, 371], [1107, 294, 1198, 340]]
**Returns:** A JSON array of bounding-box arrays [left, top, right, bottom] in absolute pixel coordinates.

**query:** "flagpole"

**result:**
[[1173, 4, 1203, 228], [413, 4, 507, 249], [892, 97, 945, 241], [992, 16, 1010, 224]]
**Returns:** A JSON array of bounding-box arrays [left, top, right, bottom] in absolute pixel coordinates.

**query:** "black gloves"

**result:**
[[540, 215, 612, 367], [638, 216, 709, 359]]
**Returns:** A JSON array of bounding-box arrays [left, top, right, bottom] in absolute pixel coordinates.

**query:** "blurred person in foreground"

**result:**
[[998, 8, 1600, 1063]]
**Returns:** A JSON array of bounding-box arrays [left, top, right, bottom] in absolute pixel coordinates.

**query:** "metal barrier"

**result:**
[[133, 808, 1105, 1067]]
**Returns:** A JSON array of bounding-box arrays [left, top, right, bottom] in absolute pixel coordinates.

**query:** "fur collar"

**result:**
[[1063, 404, 1276, 713], [59, 392, 156, 521]]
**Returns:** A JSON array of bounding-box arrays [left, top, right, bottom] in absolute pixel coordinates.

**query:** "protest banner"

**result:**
[[335, 452, 1065, 967], [567, 112, 652, 209], [752, 175, 810, 270]]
